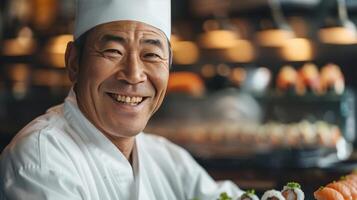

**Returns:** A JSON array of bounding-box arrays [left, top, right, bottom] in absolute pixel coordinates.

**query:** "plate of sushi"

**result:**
[[192, 182, 305, 200], [205, 172, 357, 200], [314, 171, 357, 200], [237, 182, 304, 200]]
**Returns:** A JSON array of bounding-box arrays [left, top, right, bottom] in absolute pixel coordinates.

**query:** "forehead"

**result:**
[[88, 20, 167, 42]]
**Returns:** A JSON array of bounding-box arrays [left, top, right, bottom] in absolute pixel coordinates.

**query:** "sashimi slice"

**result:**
[[326, 182, 352, 200], [314, 187, 344, 200]]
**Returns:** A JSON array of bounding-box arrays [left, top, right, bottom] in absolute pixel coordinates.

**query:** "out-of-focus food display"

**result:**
[[314, 172, 357, 200], [298, 63, 321, 95], [276, 63, 345, 96], [276, 65, 300, 92], [149, 81, 354, 167], [320, 63, 345, 95], [150, 120, 342, 149]]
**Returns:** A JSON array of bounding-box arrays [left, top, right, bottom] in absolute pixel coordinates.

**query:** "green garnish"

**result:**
[[318, 186, 324, 190], [244, 189, 256, 195], [340, 176, 346, 181], [217, 192, 232, 200], [286, 182, 301, 189]]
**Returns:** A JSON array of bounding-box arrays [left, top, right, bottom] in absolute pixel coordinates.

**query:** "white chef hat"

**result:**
[[74, 0, 171, 40]]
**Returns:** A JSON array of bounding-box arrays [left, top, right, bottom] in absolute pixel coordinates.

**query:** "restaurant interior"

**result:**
[[1, 0, 357, 198]]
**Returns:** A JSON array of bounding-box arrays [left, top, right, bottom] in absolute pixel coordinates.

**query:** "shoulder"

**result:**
[[0, 104, 73, 170]]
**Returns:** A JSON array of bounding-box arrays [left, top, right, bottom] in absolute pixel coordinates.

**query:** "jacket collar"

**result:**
[[63, 88, 139, 172]]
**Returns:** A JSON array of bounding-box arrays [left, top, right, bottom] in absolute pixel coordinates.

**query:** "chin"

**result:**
[[101, 116, 150, 138], [107, 125, 145, 138]]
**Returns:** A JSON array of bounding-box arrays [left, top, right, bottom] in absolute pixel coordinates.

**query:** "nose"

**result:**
[[115, 52, 147, 84]]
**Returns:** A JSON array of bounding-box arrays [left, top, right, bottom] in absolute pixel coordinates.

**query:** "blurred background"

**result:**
[[1, 0, 357, 198]]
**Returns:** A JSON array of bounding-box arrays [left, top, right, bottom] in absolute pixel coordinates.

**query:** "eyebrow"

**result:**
[[140, 39, 164, 50]]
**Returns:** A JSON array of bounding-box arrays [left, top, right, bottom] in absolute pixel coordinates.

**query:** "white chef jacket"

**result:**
[[0, 90, 243, 200]]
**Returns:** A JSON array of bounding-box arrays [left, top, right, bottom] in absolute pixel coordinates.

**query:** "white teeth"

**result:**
[[113, 94, 144, 105]]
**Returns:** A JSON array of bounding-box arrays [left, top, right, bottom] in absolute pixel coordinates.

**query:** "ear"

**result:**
[[65, 41, 80, 83]]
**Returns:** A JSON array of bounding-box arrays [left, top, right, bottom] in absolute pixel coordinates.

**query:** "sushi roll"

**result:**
[[261, 189, 285, 200], [281, 182, 305, 200], [237, 190, 259, 200]]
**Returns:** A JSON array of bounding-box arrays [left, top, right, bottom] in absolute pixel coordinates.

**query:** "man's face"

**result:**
[[67, 21, 170, 139]]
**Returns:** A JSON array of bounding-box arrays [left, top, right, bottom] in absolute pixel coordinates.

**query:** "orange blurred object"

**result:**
[[276, 65, 305, 95], [314, 187, 344, 200], [320, 63, 345, 95], [299, 63, 321, 95], [326, 182, 353, 200], [276, 65, 298, 90], [167, 72, 205, 97], [314, 172, 357, 200]]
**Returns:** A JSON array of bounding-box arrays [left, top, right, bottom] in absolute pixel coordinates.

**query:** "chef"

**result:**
[[0, 0, 243, 199]]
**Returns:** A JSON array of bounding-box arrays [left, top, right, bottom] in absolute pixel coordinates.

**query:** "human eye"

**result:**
[[144, 52, 161, 58], [102, 49, 123, 58], [142, 51, 164, 61]]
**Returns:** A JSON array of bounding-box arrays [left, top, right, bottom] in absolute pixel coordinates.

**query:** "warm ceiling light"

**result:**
[[201, 64, 216, 78], [45, 34, 73, 68], [172, 41, 200, 65], [319, 26, 357, 44], [257, 0, 295, 47], [256, 29, 295, 47], [203, 19, 220, 31], [9, 64, 30, 82], [216, 64, 231, 77], [32, 69, 71, 87], [281, 38, 314, 61], [170, 34, 180, 43], [2, 27, 36, 56], [47, 34, 73, 54], [223, 39, 255, 62], [2, 38, 37, 56], [230, 67, 246, 86], [319, 0, 357, 44], [199, 30, 239, 49]]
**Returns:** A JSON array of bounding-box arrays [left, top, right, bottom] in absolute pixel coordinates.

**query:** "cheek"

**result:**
[[148, 65, 169, 112], [151, 66, 169, 94], [79, 58, 116, 87]]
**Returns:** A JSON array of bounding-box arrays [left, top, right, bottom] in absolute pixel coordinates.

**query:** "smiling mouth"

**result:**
[[107, 93, 146, 106]]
